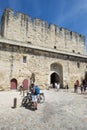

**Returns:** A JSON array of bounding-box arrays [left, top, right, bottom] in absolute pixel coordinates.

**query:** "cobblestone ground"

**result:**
[[0, 89, 87, 130]]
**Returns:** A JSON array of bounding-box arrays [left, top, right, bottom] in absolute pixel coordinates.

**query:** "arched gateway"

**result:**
[[50, 63, 63, 88]]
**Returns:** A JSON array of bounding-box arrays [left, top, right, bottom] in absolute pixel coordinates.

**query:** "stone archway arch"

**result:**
[[50, 62, 63, 88]]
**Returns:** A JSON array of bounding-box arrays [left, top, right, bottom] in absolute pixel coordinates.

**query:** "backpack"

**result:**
[[35, 86, 40, 95]]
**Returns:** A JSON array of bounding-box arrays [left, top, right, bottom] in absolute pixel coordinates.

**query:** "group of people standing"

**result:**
[[50, 82, 60, 91], [74, 79, 87, 94], [50, 82, 69, 92]]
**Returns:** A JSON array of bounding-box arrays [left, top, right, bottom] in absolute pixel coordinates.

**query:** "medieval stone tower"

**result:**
[[0, 8, 87, 90]]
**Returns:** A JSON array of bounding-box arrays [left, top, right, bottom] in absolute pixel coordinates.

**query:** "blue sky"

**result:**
[[0, 0, 87, 48]]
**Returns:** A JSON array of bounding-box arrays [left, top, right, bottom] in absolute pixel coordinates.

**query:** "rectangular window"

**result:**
[[77, 62, 80, 68], [23, 56, 27, 63], [54, 46, 56, 49]]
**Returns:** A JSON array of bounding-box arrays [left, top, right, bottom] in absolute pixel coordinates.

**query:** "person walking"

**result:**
[[82, 79, 87, 94], [65, 84, 69, 92], [74, 80, 79, 93], [80, 83, 84, 94]]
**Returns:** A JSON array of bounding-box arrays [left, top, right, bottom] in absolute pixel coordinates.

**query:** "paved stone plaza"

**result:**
[[0, 89, 87, 130]]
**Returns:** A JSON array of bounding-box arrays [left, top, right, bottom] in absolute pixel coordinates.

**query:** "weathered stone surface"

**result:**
[[0, 89, 87, 130], [0, 8, 87, 89]]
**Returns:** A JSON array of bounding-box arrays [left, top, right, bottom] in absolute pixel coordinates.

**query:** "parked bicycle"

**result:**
[[22, 92, 45, 108]]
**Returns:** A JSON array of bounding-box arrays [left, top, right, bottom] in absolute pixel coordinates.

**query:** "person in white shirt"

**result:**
[[55, 82, 60, 91]]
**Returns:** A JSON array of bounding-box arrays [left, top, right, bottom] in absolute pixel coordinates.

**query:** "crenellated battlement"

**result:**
[[0, 8, 86, 54], [33, 18, 49, 29], [2, 8, 85, 41], [32, 17, 85, 42], [3, 8, 31, 23]]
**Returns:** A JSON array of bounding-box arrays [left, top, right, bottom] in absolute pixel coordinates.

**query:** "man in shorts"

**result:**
[[31, 83, 38, 111]]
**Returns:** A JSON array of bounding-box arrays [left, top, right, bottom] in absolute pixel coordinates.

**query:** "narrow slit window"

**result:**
[[77, 62, 80, 68], [73, 50, 75, 53], [23, 56, 27, 63], [54, 46, 56, 49]]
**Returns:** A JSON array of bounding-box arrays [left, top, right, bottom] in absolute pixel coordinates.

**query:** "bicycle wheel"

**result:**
[[27, 99, 33, 107], [39, 93, 45, 103], [22, 96, 28, 107]]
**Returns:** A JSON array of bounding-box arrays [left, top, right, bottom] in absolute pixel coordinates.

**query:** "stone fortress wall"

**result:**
[[0, 8, 87, 90], [1, 8, 86, 55]]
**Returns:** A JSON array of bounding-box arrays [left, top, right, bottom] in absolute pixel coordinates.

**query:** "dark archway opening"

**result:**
[[51, 72, 59, 88]]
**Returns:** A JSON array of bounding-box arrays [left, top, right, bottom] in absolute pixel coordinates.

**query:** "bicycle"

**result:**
[[22, 92, 45, 108]]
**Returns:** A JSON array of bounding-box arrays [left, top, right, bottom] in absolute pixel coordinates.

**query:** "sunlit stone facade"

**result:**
[[0, 8, 87, 90]]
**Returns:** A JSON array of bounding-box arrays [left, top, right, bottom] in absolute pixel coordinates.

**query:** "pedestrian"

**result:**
[[80, 83, 84, 94], [82, 79, 87, 94], [54, 82, 57, 89], [50, 83, 53, 88], [65, 84, 69, 92], [54, 82, 60, 91], [31, 83, 38, 111], [56, 82, 60, 91], [74, 80, 79, 93], [19, 84, 23, 95]]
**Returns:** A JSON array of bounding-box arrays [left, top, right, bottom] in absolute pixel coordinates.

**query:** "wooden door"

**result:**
[[23, 79, 28, 90], [10, 78, 17, 89]]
